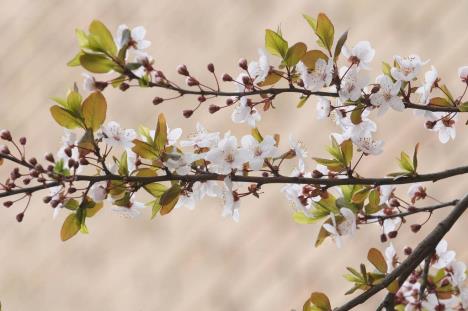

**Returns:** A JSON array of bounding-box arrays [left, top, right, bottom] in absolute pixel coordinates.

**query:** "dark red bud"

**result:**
[[186, 77, 199, 86], [222, 73, 233, 81], [208, 105, 220, 114], [153, 97, 164, 105], [410, 224, 421, 233], [45, 153, 55, 163], [16, 212, 24, 222], [0, 145, 10, 154], [43, 196, 52, 204], [404, 246, 412, 256], [380, 233, 388, 243], [207, 63, 215, 73], [388, 231, 398, 239], [19, 137, 27, 145], [177, 65, 189, 76], [238, 58, 248, 70], [183, 110, 194, 118], [0, 130, 12, 141], [3, 201, 13, 208], [119, 83, 130, 91], [312, 170, 324, 178], [198, 95, 206, 103], [29, 158, 37, 166], [226, 98, 234, 106]]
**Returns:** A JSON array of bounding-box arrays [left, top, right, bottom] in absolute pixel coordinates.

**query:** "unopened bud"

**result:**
[[153, 97, 164, 105], [64, 147, 72, 158], [238, 58, 248, 70], [410, 224, 421, 233], [183, 110, 194, 118], [241, 75, 251, 85], [186, 77, 199, 86], [312, 170, 324, 178], [29, 157, 37, 166], [45, 153, 55, 163], [370, 85, 381, 94], [95, 81, 108, 91], [68, 187, 77, 194], [177, 64, 189, 76], [208, 104, 220, 114], [222, 73, 233, 81], [207, 63, 215, 73], [79, 158, 89, 165], [380, 233, 388, 243], [119, 82, 130, 91], [16, 212, 24, 222], [388, 230, 398, 239], [425, 120, 436, 129], [43, 196, 52, 204], [50, 200, 60, 208], [226, 98, 234, 106], [198, 95, 206, 103], [0, 145, 10, 154], [389, 198, 400, 207], [297, 79, 305, 88], [3, 201, 13, 208], [404, 246, 412, 255], [23, 178, 31, 185], [19, 137, 27, 145], [0, 130, 12, 141]]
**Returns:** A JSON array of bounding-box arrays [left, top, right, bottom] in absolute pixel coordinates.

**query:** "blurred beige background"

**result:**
[[0, 0, 467, 310]]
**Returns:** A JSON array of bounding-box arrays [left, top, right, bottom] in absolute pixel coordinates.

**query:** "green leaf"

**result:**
[[60, 213, 81, 241], [350, 107, 363, 125], [429, 97, 451, 107], [439, 84, 454, 103], [334, 30, 348, 62], [68, 51, 84, 67], [315, 13, 334, 53], [257, 70, 283, 86], [284, 42, 307, 67], [77, 129, 95, 157], [301, 50, 328, 70], [309, 292, 332, 311], [313, 158, 344, 172], [293, 212, 320, 224], [80, 53, 115, 73], [297, 95, 309, 108], [251, 128, 263, 142], [132, 140, 158, 160], [75, 28, 89, 49], [85, 201, 103, 218], [81, 91, 107, 131], [89, 20, 117, 55], [367, 248, 388, 274], [160, 184, 181, 215], [303, 14, 317, 31], [351, 187, 371, 204], [154, 113, 168, 150], [64, 199, 79, 210], [66, 90, 82, 114], [341, 139, 353, 166], [149, 200, 162, 219], [50, 105, 82, 129], [412, 143, 419, 172], [382, 62, 393, 79], [459, 101, 468, 112], [144, 183, 167, 198], [398, 151, 414, 173], [265, 29, 288, 58]]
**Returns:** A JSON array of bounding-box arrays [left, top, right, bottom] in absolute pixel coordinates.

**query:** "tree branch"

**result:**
[[334, 193, 468, 311], [365, 200, 460, 221]]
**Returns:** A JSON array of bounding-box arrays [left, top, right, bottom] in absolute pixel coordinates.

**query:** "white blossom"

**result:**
[[354, 135, 384, 155], [338, 66, 369, 101], [289, 135, 308, 171], [385, 243, 397, 273], [415, 66, 438, 107], [341, 41, 375, 70], [247, 48, 270, 84], [89, 181, 107, 203], [458, 66, 468, 82], [132, 51, 154, 77], [241, 135, 278, 171], [323, 208, 356, 248], [383, 217, 400, 235], [165, 153, 199, 175], [370, 75, 404, 114], [180, 122, 219, 149], [222, 176, 240, 222], [101, 121, 137, 149], [448, 260, 467, 287], [316, 97, 331, 119], [112, 198, 146, 218], [205, 132, 249, 174], [379, 185, 395, 204], [231, 97, 261, 128], [427, 112, 457, 144], [115, 25, 151, 50], [408, 183, 426, 203], [432, 240, 456, 269], [56, 130, 81, 171], [82, 73, 98, 92], [297, 58, 333, 91], [391, 54, 429, 81]]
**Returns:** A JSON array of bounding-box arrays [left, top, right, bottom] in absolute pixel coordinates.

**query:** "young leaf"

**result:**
[[398, 151, 414, 173], [340, 139, 353, 166], [284, 42, 307, 67], [316, 13, 334, 53], [351, 187, 371, 204], [412, 143, 420, 172], [80, 53, 116, 73], [150, 200, 162, 219], [367, 248, 388, 274], [293, 212, 320, 224], [160, 184, 181, 215], [144, 183, 167, 198], [154, 113, 168, 150], [251, 128, 263, 142], [68, 51, 84, 67], [60, 213, 81, 241], [82, 91, 107, 132], [132, 140, 158, 160], [309, 292, 332, 311], [89, 20, 117, 55], [334, 30, 348, 62], [85, 202, 103, 218], [303, 14, 317, 31], [265, 29, 288, 58], [429, 97, 451, 107], [301, 50, 328, 70], [50, 106, 82, 129], [297, 95, 309, 108]]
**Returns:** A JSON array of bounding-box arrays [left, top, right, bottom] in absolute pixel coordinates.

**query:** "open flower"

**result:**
[[341, 41, 375, 70], [427, 112, 457, 144], [165, 153, 199, 175], [323, 208, 356, 248], [112, 198, 146, 218], [231, 97, 261, 128], [432, 240, 456, 269], [132, 51, 154, 77], [415, 66, 438, 107], [241, 135, 278, 171], [89, 181, 108, 203], [101, 121, 137, 149], [222, 176, 240, 222], [408, 183, 427, 203], [370, 75, 404, 114], [248, 48, 270, 84], [338, 66, 369, 101], [297, 58, 333, 91], [379, 185, 395, 204], [354, 135, 384, 155], [115, 25, 151, 50], [205, 132, 249, 174], [180, 122, 219, 149], [289, 135, 308, 171], [458, 66, 468, 83], [316, 97, 331, 119], [385, 243, 397, 273], [391, 54, 429, 81]]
